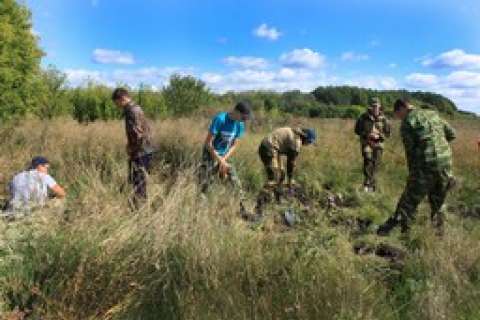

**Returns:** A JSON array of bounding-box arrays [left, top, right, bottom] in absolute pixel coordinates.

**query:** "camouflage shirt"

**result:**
[[401, 108, 455, 173], [124, 102, 153, 159], [354, 111, 391, 149], [262, 127, 303, 158]]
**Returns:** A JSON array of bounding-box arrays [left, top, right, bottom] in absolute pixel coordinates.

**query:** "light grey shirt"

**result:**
[[8, 170, 57, 211]]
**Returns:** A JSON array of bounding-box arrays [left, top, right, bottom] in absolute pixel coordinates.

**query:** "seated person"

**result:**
[[5, 156, 66, 213]]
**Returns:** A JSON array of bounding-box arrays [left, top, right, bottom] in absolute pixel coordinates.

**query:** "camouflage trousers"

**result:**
[[258, 142, 285, 185], [388, 167, 454, 232], [362, 144, 383, 190], [128, 153, 153, 209], [198, 148, 243, 196], [256, 142, 286, 213]]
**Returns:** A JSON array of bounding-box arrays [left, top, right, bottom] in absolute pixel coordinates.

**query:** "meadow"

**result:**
[[0, 115, 479, 320]]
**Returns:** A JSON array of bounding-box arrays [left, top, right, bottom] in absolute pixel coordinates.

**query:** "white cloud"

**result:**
[[276, 68, 297, 80], [280, 48, 326, 69], [404, 71, 480, 113], [65, 69, 106, 86], [223, 56, 269, 69], [253, 23, 282, 41], [405, 73, 439, 87], [445, 71, 480, 88], [92, 49, 136, 65], [422, 49, 480, 70], [201, 72, 223, 85], [65, 67, 194, 88], [344, 76, 398, 90], [341, 51, 369, 62]]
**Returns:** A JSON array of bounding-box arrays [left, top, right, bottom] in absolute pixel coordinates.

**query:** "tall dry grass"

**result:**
[[0, 116, 479, 319]]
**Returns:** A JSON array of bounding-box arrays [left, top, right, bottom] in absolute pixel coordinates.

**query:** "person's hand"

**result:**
[[218, 158, 230, 179], [369, 133, 380, 140]]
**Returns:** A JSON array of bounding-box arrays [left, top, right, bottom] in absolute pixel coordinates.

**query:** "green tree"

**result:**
[[163, 74, 211, 115], [137, 84, 168, 119], [34, 65, 71, 119], [71, 83, 119, 123], [0, 0, 43, 120]]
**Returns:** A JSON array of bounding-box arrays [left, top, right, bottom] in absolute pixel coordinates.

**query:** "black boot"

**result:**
[[377, 217, 398, 236]]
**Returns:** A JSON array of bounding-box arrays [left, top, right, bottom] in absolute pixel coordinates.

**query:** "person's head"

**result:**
[[300, 128, 316, 145], [393, 98, 413, 120], [369, 97, 382, 117], [230, 101, 252, 122], [111, 87, 131, 108], [31, 156, 50, 174]]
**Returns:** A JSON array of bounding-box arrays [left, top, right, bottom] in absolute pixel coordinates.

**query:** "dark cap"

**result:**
[[31, 156, 49, 169], [234, 101, 252, 119], [302, 128, 317, 144]]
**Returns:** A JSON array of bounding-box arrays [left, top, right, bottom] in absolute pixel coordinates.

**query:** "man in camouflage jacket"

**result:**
[[354, 97, 391, 192], [255, 127, 316, 215], [377, 98, 456, 236], [112, 88, 153, 208]]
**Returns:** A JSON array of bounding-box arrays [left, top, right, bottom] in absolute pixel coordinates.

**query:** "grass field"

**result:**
[[0, 116, 479, 319]]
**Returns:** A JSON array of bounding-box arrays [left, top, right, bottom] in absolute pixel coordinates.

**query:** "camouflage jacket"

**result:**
[[401, 108, 456, 173], [124, 102, 153, 159], [262, 127, 303, 157], [354, 111, 391, 149]]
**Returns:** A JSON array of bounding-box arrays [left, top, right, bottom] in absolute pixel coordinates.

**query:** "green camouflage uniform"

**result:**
[[354, 110, 391, 190], [380, 108, 456, 233]]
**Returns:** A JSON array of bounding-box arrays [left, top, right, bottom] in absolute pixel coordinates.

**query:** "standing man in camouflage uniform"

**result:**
[[199, 101, 251, 194], [377, 98, 456, 236], [112, 88, 153, 208], [354, 97, 391, 192], [255, 127, 316, 215]]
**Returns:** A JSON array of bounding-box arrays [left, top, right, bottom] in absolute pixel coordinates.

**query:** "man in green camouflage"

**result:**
[[377, 98, 456, 236], [354, 97, 391, 192]]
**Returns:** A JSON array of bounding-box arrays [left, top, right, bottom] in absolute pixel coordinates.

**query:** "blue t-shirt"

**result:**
[[209, 112, 245, 156]]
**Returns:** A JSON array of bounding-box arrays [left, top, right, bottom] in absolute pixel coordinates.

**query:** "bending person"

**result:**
[[199, 101, 251, 194], [377, 98, 456, 236], [255, 127, 316, 215]]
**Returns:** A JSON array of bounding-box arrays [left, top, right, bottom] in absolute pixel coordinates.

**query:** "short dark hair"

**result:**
[[234, 101, 252, 117], [394, 98, 410, 112], [112, 88, 130, 101], [31, 156, 49, 169]]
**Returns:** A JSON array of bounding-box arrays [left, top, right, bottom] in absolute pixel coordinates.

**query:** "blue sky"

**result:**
[[27, 0, 480, 113]]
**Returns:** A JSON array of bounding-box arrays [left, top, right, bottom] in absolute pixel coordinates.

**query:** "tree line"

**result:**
[[1, 0, 475, 124]]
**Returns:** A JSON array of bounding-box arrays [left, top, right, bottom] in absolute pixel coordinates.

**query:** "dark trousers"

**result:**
[[129, 153, 152, 206]]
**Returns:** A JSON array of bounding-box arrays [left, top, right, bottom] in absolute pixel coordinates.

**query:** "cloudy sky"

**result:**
[[27, 0, 480, 113]]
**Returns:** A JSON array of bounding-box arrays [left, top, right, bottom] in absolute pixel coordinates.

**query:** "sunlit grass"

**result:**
[[0, 117, 479, 319]]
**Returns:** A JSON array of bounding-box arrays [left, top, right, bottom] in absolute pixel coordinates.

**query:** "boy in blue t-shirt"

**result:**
[[199, 101, 252, 193]]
